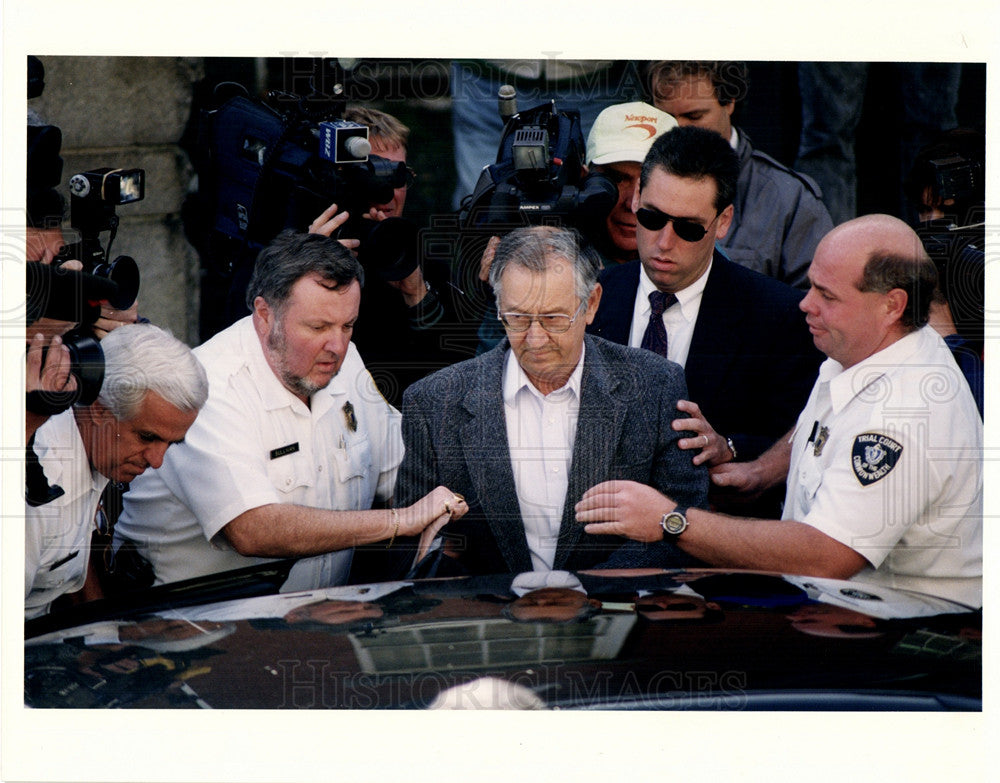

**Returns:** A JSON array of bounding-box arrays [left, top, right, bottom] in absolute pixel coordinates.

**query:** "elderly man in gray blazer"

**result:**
[[392, 226, 708, 577]]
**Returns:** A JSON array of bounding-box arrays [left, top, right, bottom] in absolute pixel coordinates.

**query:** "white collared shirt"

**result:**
[[502, 346, 585, 571], [25, 410, 109, 618], [784, 325, 982, 607], [629, 260, 712, 367], [115, 316, 402, 588]]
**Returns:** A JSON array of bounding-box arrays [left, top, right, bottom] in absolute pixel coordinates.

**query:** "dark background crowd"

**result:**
[[184, 58, 985, 342]]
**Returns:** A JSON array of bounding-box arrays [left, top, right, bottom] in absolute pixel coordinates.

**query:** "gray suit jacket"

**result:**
[[394, 334, 708, 576]]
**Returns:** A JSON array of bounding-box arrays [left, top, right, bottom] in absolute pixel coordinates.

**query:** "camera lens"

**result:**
[[63, 333, 105, 405], [92, 255, 140, 310], [360, 217, 419, 282]]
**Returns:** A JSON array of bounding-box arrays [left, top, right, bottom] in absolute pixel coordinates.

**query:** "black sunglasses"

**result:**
[[635, 207, 719, 242]]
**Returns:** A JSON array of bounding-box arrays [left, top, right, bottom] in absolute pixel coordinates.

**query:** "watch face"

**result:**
[[663, 511, 688, 536]]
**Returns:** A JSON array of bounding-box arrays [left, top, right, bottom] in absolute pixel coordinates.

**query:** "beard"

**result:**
[[267, 320, 336, 399]]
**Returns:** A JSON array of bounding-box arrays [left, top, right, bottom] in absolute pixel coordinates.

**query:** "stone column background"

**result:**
[[30, 56, 205, 345]]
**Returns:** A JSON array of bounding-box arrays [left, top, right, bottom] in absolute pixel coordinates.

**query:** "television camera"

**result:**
[[197, 73, 420, 295], [459, 88, 617, 233], [452, 87, 618, 326]]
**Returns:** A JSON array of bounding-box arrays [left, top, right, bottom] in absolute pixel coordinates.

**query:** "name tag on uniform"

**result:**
[[269, 442, 300, 460]]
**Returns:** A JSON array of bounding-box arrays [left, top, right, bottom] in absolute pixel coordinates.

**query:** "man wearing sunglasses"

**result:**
[[577, 214, 982, 609], [394, 225, 708, 577], [589, 126, 822, 517], [646, 60, 832, 291]]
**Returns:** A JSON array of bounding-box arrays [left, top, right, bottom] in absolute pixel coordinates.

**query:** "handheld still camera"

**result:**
[[197, 71, 419, 291], [27, 57, 145, 409], [27, 168, 145, 408], [55, 167, 146, 311]]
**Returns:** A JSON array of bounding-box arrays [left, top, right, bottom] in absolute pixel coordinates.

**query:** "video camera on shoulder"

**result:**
[[451, 87, 617, 323], [459, 88, 617, 232], [197, 62, 419, 285]]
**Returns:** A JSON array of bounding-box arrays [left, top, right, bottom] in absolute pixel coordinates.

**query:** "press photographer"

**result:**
[[195, 60, 469, 405], [26, 58, 146, 441]]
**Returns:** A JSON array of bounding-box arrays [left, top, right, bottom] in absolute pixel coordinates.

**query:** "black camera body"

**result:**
[[928, 154, 983, 204], [26, 262, 110, 408], [460, 97, 617, 233], [449, 92, 617, 331], [55, 167, 145, 311], [32, 167, 145, 408]]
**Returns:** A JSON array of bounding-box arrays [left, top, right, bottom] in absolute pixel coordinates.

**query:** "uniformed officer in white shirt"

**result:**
[[26, 324, 208, 618], [576, 214, 982, 608], [115, 231, 467, 589]]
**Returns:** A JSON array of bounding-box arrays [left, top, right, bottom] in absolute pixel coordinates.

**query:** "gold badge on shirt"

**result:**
[[813, 426, 829, 457], [343, 401, 357, 433]]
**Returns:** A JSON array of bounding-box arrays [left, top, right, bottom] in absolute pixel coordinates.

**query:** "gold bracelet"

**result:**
[[386, 508, 399, 548]]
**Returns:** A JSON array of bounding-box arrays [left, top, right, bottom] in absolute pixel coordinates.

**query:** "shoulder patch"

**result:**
[[851, 433, 903, 486]]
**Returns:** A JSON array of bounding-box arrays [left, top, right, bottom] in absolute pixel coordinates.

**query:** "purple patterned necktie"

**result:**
[[640, 290, 676, 358]]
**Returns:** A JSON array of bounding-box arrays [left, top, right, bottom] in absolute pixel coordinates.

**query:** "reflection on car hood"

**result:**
[[24, 568, 981, 710]]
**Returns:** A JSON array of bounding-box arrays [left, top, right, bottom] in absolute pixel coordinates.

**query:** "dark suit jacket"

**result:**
[[393, 335, 709, 576], [588, 252, 822, 464]]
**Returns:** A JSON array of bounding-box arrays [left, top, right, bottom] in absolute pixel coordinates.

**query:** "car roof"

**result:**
[[24, 566, 981, 710]]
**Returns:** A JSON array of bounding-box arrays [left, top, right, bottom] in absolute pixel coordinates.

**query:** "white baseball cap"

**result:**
[[586, 101, 678, 166]]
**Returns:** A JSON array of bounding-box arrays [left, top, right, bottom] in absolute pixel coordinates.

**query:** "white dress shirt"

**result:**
[[628, 260, 712, 367], [25, 410, 109, 618], [502, 346, 585, 571]]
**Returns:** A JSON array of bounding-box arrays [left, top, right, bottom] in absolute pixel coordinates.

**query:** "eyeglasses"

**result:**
[[635, 207, 720, 242], [499, 300, 587, 333]]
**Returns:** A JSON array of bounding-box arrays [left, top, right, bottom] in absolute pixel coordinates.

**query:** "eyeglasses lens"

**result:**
[[635, 208, 709, 242]]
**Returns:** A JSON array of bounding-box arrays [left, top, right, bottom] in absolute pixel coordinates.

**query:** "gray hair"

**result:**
[[245, 230, 364, 313], [96, 323, 208, 421], [489, 226, 601, 306]]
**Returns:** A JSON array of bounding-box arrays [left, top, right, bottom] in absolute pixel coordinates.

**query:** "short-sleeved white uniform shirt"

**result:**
[[26, 410, 108, 618], [785, 325, 982, 607], [115, 317, 402, 588]]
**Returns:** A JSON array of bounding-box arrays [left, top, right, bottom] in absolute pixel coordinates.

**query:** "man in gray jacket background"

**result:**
[[647, 60, 833, 289]]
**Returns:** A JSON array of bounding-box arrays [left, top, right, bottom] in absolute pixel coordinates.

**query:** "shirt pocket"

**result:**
[[33, 538, 83, 591], [794, 455, 824, 509], [333, 433, 372, 485], [265, 450, 315, 496]]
